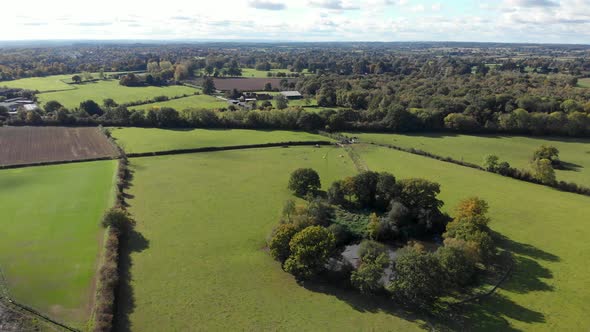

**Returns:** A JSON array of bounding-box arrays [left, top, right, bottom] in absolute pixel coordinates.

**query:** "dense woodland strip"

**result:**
[[2, 42, 590, 137]]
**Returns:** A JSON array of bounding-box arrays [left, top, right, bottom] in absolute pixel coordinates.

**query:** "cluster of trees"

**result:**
[[270, 168, 498, 307], [296, 72, 590, 136], [484, 145, 561, 185], [326, 171, 449, 240]]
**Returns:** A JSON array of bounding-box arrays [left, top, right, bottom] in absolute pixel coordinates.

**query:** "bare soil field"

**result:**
[[0, 127, 119, 167], [212, 78, 297, 91]]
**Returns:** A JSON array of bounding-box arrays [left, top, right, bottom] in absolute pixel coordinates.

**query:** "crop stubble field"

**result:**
[[0, 127, 119, 167], [212, 78, 297, 91]]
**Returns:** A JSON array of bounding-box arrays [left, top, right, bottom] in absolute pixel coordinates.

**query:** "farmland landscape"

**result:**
[[1, 4, 590, 330]]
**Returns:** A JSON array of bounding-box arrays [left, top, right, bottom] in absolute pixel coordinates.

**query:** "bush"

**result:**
[[388, 246, 443, 307], [327, 223, 352, 246], [269, 224, 299, 262], [101, 207, 133, 233], [436, 245, 476, 288], [284, 226, 335, 279]]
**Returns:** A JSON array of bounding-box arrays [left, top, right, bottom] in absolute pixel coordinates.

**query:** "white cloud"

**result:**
[[0, 0, 589, 43]]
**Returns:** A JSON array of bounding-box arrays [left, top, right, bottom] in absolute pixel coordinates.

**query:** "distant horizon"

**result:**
[[2, 0, 590, 44], [0, 39, 589, 47]]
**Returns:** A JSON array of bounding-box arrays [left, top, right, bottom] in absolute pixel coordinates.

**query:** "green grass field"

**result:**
[[129, 94, 227, 111], [0, 72, 144, 93], [110, 127, 329, 153], [0, 160, 117, 328], [116, 147, 431, 331], [350, 132, 590, 186], [577, 78, 590, 88], [36, 80, 198, 109], [1, 74, 75, 92], [355, 144, 590, 331], [217, 68, 313, 78]]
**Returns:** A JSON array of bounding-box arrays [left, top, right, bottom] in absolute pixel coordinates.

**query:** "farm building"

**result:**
[[0, 97, 39, 114], [227, 99, 254, 110], [280, 91, 303, 100]]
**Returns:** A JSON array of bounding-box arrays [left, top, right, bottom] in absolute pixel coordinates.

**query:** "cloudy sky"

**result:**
[[2, 0, 590, 43]]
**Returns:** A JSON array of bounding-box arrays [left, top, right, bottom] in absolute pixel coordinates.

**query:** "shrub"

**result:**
[[436, 245, 476, 288], [351, 255, 389, 294], [388, 246, 443, 307], [101, 207, 133, 233], [327, 223, 352, 246], [269, 224, 299, 262], [284, 226, 335, 279]]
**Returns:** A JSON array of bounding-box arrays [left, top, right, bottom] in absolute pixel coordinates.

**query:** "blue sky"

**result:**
[[2, 0, 590, 43]]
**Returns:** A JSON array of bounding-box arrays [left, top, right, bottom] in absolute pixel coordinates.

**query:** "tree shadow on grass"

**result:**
[[112, 228, 149, 332], [493, 232, 560, 263], [302, 281, 449, 331], [455, 293, 545, 331], [557, 161, 583, 172], [301, 231, 557, 330]]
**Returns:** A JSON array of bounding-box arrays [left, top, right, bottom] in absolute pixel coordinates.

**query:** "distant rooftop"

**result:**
[[280, 91, 302, 97]]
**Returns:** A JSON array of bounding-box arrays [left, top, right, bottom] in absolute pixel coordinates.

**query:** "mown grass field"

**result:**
[[37, 80, 198, 109], [0, 72, 143, 92], [116, 147, 432, 331], [1, 74, 74, 92], [355, 144, 590, 331], [577, 78, 590, 88], [110, 127, 329, 154], [129, 94, 227, 111], [350, 132, 590, 186], [0, 160, 117, 328]]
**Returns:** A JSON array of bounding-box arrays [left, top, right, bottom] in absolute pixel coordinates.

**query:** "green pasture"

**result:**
[[577, 78, 590, 88], [355, 144, 590, 331], [1, 74, 74, 92], [0, 72, 143, 93], [206, 68, 312, 78], [0, 160, 117, 328], [110, 127, 329, 154], [130, 94, 227, 111], [116, 147, 431, 331], [36, 80, 197, 109], [350, 132, 590, 186]]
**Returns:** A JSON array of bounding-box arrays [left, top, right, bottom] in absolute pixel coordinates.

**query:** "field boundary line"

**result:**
[[0, 156, 119, 170], [126, 140, 333, 158]]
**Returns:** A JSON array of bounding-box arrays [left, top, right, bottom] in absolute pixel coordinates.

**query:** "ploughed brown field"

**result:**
[[212, 77, 297, 91], [0, 126, 119, 166]]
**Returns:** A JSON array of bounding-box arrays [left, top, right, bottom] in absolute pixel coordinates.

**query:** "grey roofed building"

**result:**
[[279, 91, 303, 99], [0, 97, 39, 114]]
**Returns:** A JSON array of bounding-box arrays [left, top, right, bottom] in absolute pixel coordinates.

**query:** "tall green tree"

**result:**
[[202, 77, 216, 95], [388, 246, 443, 306], [275, 94, 289, 110], [288, 168, 321, 196], [284, 226, 335, 279]]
